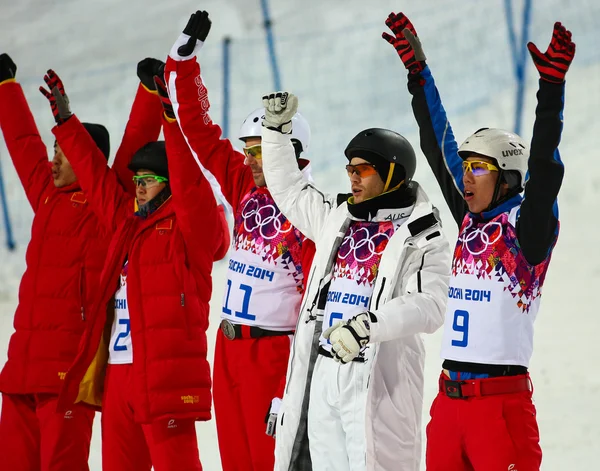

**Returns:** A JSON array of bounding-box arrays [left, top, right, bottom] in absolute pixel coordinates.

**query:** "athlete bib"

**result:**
[[321, 210, 410, 351], [222, 188, 305, 330], [440, 207, 554, 367], [108, 262, 132, 364]]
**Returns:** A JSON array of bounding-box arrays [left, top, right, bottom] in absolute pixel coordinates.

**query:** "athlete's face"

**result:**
[[348, 157, 385, 204], [134, 169, 166, 206], [242, 137, 266, 187], [462, 154, 507, 213], [51, 142, 78, 188]]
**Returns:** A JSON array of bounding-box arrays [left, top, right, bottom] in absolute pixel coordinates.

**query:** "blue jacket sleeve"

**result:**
[[408, 66, 467, 226]]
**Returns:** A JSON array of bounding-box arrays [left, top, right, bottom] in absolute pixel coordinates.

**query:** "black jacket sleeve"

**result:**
[[517, 80, 566, 266], [407, 66, 468, 226]]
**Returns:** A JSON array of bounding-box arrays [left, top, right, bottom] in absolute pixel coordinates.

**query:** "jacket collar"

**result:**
[[346, 184, 417, 222], [55, 181, 82, 193], [474, 193, 522, 220]]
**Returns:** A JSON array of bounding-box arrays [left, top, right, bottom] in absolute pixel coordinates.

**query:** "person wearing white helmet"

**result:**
[[163, 10, 316, 471], [383, 12, 576, 471]]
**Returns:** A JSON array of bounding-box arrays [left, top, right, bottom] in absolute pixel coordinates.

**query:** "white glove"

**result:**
[[265, 397, 282, 437], [322, 312, 371, 364], [262, 91, 298, 134]]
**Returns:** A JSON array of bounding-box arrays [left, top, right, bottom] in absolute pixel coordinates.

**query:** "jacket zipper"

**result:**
[[79, 266, 86, 321], [375, 277, 387, 310]]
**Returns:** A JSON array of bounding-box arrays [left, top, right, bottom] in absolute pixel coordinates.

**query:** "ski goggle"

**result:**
[[132, 174, 168, 189], [462, 160, 499, 176], [243, 145, 262, 160], [346, 163, 378, 178]]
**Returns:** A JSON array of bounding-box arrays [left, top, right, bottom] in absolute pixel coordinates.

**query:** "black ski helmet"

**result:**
[[128, 141, 169, 179], [344, 128, 417, 187]]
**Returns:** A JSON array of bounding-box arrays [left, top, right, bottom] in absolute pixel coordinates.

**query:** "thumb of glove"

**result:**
[[526, 41, 543, 62], [322, 320, 343, 340], [403, 29, 427, 62]]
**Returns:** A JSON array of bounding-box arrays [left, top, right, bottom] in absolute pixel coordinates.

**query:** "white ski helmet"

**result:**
[[238, 107, 311, 153], [458, 128, 529, 188]]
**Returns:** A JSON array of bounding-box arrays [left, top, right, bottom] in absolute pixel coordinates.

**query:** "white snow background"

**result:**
[[0, 0, 598, 469]]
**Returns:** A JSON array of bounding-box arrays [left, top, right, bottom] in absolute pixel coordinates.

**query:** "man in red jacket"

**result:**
[[44, 69, 226, 471], [166, 11, 316, 471], [0, 54, 167, 471]]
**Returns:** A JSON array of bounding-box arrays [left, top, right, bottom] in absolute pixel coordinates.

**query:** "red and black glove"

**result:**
[[178, 10, 212, 57], [153, 68, 175, 121], [527, 22, 575, 84], [382, 12, 426, 74], [137, 57, 165, 92], [39, 69, 72, 125], [0, 53, 17, 83]]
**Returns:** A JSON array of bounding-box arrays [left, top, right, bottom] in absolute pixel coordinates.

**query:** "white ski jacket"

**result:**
[[261, 128, 451, 471]]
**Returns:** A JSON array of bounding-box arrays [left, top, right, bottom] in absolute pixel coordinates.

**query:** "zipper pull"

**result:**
[[181, 293, 185, 307], [81, 307, 85, 321]]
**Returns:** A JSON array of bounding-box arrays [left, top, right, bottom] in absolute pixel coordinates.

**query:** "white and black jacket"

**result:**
[[261, 128, 452, 471]]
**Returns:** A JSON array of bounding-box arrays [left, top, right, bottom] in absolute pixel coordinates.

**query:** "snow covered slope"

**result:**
[[0, 0, 598, 469]]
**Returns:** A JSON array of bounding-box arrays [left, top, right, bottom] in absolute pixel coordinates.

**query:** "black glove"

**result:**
[[178, 10, 212, 57], [137, 58, 165, 91], [39, 70, 72, 125], [153, 68, 175, 121], [0, 54, 17, 83]]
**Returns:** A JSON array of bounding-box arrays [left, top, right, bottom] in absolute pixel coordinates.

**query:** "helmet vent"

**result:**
[[253, 117, 259, 123]]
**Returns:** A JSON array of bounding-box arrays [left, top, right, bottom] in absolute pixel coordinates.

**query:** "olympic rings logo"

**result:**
[[458, 220, 503, 256], [241, 198, 292, 240], [338, 226, 390, 263]]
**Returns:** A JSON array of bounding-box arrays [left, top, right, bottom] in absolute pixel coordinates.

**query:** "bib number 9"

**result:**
[[451, 310, 469, 347]]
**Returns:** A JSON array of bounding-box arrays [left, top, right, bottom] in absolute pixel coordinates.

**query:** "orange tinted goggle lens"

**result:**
[[243, 145, 262, 160], [346, 163, 378, 178]]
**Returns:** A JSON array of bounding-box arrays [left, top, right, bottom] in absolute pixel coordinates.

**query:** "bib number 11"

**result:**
[[451, 310, 469, 347], [222, 280, 256, 321]]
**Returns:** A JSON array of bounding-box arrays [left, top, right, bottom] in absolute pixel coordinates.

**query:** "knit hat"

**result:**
[[82, 122, 110, 160], [128, 141, 169, 179]]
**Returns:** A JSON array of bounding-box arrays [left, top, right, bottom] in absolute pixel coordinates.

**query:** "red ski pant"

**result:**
[[0, 392, 95, 471], [426, 373, 542, 471], [101, 364, 202, 471], [213, 329, 291, 471]]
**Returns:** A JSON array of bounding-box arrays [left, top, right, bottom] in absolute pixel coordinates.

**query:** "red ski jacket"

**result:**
[[56, 116, 224, 423], [0, 81, 162, 396]]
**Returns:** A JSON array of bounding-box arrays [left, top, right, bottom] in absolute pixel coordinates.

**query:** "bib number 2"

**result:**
[[113, 319, 130, 351], [451, 310, 469, 347], [223, 280, 256, 321]]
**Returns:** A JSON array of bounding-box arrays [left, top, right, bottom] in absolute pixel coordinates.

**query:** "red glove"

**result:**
[[39, 69, 71, 124], [382, 12, 425, 74], [527, 22, 575, 84]]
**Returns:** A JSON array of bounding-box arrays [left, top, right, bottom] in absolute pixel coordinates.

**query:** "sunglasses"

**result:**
[[462, 160, 499, 176], [243, 144, 262, 160], [346, 163, 378, 178], [132, 174, 168, 189]]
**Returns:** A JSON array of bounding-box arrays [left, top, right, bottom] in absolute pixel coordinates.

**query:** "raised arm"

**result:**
[[383, 13, 467, 225], [155, 73, 229, 264], [42, 70, 131, 230], [112, 59, 165, 195], [516, 23, 575, 266], [0, 54, 50, 212], [165, 11, 254, 210], [261, 92, 336, 242]]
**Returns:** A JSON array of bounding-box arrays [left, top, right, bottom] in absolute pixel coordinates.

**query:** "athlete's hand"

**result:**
[[527, 22, 575, 83], [0, 53, 17, 83], [382, 12, 426, 74], [323, 312, 371, 364], [153, 70, 175, 121], [178, 10, 212, 57], [265, 397, 282, 437], [262, 91, 297, 134], [137, 57, 165, 92], [39, 70, 72, 125]]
